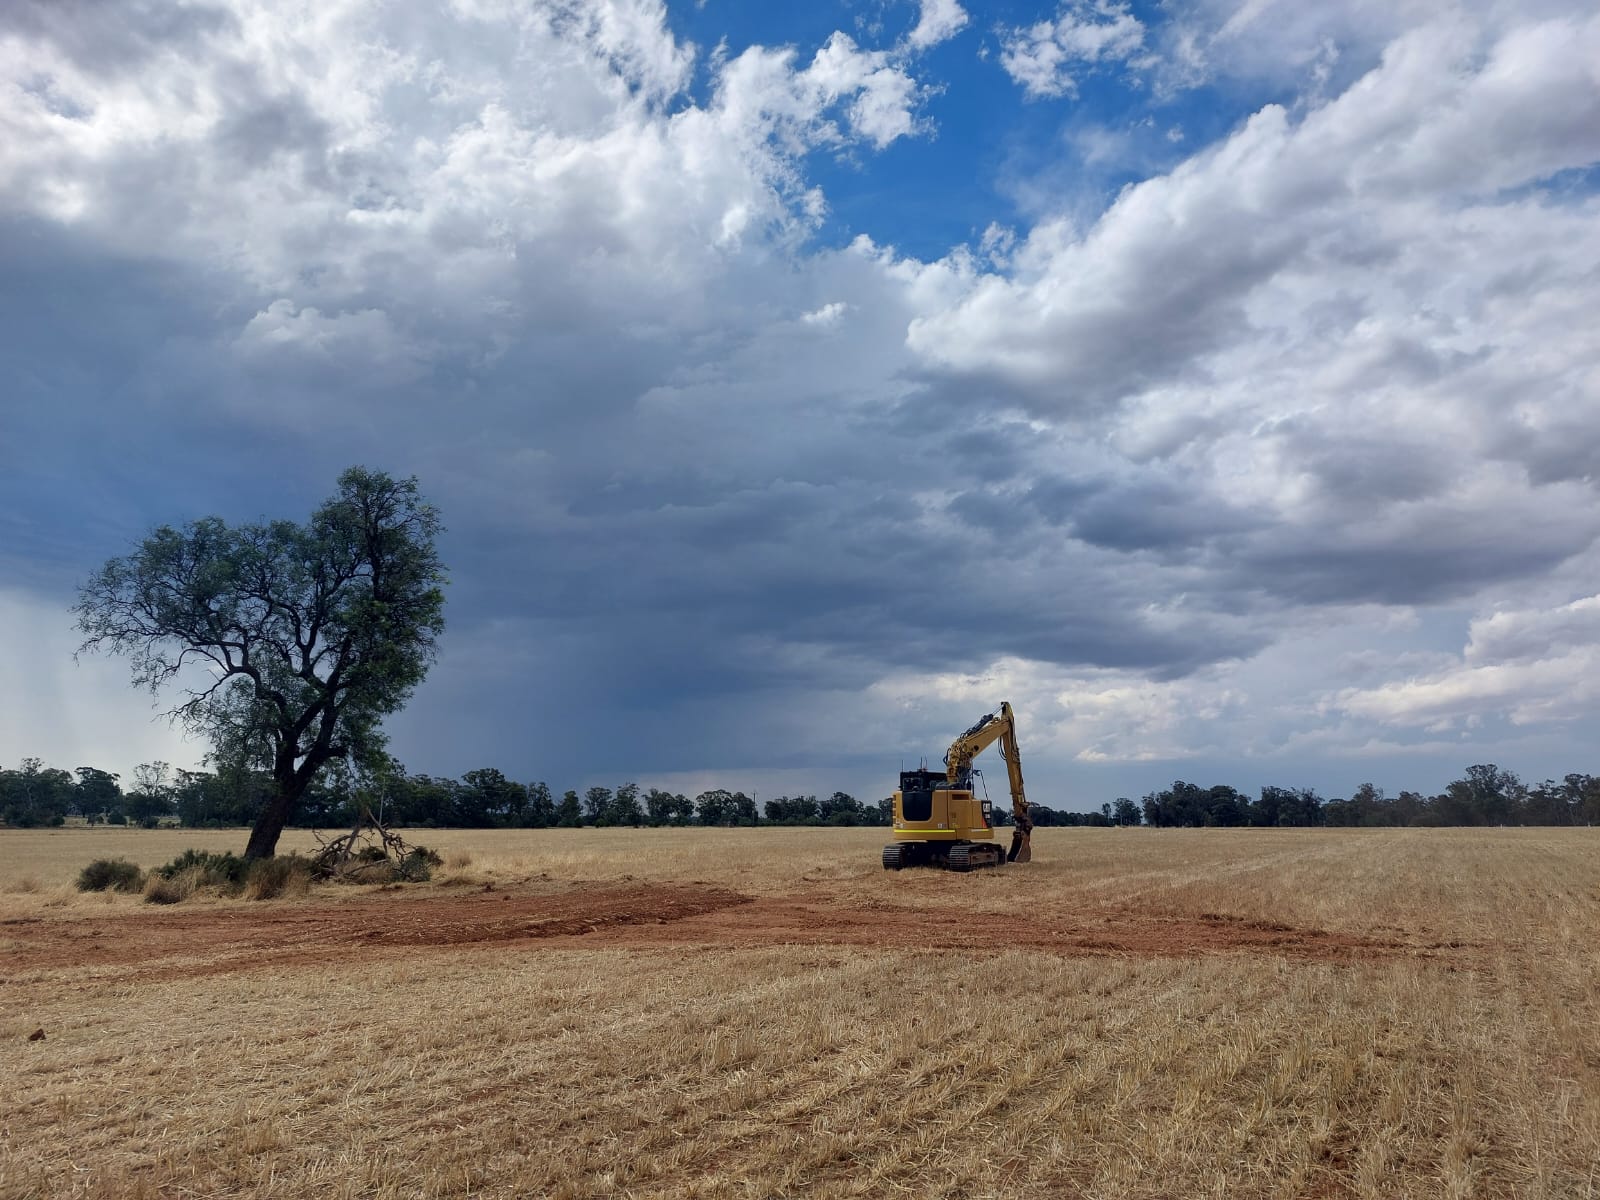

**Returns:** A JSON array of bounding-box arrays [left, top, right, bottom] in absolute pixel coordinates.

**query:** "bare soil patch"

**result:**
[[2, 879, 1424, 985]]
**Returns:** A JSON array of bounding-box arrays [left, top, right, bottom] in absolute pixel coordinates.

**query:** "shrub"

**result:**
[[144, 868, 200, 904], [76, 858, 144, 893], [155, 849, 249, 888], [395, 848, 437, 882], [244, 855, 313, 901]]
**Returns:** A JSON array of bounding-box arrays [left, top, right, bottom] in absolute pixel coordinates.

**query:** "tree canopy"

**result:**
[[75, 467, 446, 857]]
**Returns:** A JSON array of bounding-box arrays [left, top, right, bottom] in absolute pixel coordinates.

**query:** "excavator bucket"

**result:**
[[1007, 829, 1032, 863]]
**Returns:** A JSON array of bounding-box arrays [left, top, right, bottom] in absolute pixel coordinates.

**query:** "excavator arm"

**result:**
[[944, 701, 1033, 863]]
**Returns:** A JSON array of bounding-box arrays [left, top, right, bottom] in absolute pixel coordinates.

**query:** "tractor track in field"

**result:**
[[0, 878, 1455, 988]]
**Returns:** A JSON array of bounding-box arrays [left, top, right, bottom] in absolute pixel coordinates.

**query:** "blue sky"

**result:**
[[3, 0, 1600, 809]]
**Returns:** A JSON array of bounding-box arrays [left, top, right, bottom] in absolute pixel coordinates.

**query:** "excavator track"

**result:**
[[884, 841, 1004, 871], [947, 842, 1004, 872]]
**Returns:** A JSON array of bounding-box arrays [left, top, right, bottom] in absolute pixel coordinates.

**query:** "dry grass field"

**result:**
[[2, 825, 1598, 1199]]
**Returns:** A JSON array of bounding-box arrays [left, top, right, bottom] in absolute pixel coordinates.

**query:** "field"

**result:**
[[3, 827, 1599, 1199]]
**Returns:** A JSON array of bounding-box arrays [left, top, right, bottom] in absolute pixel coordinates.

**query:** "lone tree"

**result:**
[[75, 467, 446, 858]]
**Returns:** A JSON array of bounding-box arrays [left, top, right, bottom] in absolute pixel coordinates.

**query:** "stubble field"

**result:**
[[2, 825, 1598, 1199]]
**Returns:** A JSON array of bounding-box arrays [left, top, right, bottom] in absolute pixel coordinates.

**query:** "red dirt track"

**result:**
[[1, 880, 1442, 983]]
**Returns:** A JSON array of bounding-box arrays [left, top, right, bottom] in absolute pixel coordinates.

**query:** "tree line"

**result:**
[[0, 757, 889, 829], [1120, 765, 1600, 827], [5, 756, 1598, 831]]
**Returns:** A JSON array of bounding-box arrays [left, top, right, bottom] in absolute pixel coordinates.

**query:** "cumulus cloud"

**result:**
[[909, 10, 1600, 620], [907, 0, 969, 50], [1334, 596, 1600, 730], [999, 1, 1147, 99]]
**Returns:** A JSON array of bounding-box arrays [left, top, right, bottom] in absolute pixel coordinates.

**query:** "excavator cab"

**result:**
[[884, 771, 1002, 871]]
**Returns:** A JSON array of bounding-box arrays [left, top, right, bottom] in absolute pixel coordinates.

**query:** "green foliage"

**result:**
[[608, 782, 644, 826], [395, 847, 439, 882], [0, 758, 75, 827], [76, 857, 144, 893], [156, 849, 249, 887], [74, 767, 123, 821], [583, 786, 614, 825], [695, 789, 756, 826], [525, 781, 555, 828]]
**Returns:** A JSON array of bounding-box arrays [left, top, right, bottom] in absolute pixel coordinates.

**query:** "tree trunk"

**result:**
[[243, 775, 308, 859]]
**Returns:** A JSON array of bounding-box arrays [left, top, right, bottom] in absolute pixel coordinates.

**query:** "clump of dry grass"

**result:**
[[444, 849, 473, 870], [243, 856, 313, 901], [143, 867, 201, 905]]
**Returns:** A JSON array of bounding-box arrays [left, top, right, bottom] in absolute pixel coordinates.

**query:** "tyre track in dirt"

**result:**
[[1, 881, 1443, 987]]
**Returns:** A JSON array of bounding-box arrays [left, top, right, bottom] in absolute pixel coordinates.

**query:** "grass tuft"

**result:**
[[144, 866, 202, 904], [243, 855, 313, 901]]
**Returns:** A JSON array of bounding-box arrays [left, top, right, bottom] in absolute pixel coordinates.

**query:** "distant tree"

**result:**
[[644, 788, 677, 826], [583, 786, 614, 825], [764, 794, 818, 823], [695, 789, 735, 825], [391, 774, 458, 826], [667, 792, 695, 825], [1322, 796, 1356, 826], [1112, 797, 1141, 826], [173, 767, 253, 827], [555, 790, 582, 828], [608, 782, 644, 827], [74, 767, 122, 820], [819, 791, 863, 825], [126, 760, 176, 826], [1280, 788, 1325, 827], [461, 768, 523, 827], [1440, 764, 1524, 826], [74, 467, 447, 858], [1348, 782, 1398, 827], [0, 758, 73, 826], [525, 781, 555, 828]]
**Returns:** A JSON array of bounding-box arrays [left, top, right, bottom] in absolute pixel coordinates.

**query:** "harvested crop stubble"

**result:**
[[1, 827, 1598, 1198]]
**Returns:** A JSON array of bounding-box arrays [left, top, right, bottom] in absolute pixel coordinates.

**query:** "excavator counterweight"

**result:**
[[882, 701, 1037, 871]]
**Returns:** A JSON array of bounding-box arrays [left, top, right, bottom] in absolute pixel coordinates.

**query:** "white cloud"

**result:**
[[1000, 1, 1147, 99], [800, 301, 848, 327], [908, 11, 1600, 622], [907, 0, 969, 50], [1334, 596, 1600, 728]]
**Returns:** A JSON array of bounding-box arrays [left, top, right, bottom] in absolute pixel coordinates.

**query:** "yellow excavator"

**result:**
[[882, 701, 1035, 871]]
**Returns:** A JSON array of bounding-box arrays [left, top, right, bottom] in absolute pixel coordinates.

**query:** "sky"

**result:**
[[2, 0, 1599, 810]]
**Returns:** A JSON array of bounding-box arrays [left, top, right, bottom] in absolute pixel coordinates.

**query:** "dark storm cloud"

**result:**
[[5, 0, 1600, 799], [1240, 512, 1600, 608]]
